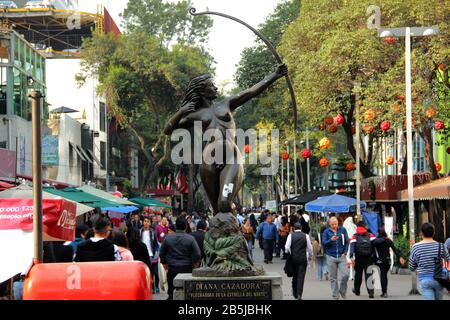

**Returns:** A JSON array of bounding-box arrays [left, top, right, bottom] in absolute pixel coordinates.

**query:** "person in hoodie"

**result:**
[[372, 228, 405, 298], [349, 221, 376, 298], [322, 216, 349, 300], [74, 214, 121, 262]]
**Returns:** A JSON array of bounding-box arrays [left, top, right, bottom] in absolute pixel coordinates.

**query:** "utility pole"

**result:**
[[378, 25, 439, 295], [31, 90, 43, 263]]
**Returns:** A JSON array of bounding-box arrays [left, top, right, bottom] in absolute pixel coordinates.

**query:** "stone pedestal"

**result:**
[[173, 271, 283, 300]]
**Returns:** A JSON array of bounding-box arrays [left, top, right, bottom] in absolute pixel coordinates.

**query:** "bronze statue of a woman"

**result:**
[[165, 64, 287, 215]]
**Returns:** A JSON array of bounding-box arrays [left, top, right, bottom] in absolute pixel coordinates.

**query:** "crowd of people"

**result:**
[[1, 207, 449, 301]]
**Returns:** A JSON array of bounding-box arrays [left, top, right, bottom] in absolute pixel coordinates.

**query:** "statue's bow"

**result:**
[[189, 7, 298, 131]]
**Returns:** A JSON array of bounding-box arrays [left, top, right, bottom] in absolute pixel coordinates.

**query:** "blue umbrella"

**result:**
[[305, 194, 366, 213], [101, 206, 140, 214]]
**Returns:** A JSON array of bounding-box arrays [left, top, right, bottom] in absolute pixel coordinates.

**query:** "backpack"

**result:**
[[355, 233, 372, 257]]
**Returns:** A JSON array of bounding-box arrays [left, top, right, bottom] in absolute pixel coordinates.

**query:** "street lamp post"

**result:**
[[378, 25, 439, 295], [306, 128, 311, 192]]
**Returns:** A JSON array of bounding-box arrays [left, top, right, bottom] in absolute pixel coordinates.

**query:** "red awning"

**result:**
[[0, 181, 14, 191], [397, 176, 450, 201]]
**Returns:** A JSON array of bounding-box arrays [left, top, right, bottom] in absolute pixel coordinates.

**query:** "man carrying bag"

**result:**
[[285, 222, 313, 300]]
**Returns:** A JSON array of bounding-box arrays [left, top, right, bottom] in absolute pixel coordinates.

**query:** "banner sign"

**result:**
[[0, 198, 76, 241], [42, 135, 59, 166]]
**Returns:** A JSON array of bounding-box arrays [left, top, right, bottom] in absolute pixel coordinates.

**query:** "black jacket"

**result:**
[[372, 237, 401, 264], [74, 239, 115, 262], [139, 228, 158, 257], [190, 231, 206, 261], [129, 241, 152, 268], [159, 231, 201, 267], [52, 242, 74, 263]]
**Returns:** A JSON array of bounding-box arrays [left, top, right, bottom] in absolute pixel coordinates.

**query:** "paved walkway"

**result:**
[[153, 243, 450, 300]]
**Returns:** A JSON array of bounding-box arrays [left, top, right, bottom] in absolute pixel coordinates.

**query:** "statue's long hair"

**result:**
[[178, 74, 212, 110]]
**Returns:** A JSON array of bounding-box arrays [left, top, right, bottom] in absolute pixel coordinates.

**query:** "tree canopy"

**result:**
[[279, 0, 449, 178], [78, 0, 214, 191]]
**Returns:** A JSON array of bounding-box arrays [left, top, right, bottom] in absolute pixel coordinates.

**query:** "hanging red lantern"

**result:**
[[281, 150, 290, 161], [346, 162, 356, 171], [386, 155, 395, 166], [363, 124, 375, 134], [434, 121, 445, 130], [426, 107, 436, 119], [300, 148, 312, 159], [319, 157, 329, 167], [380, 120, 391, 132], [244, 144, 251, 154], [328, 125, 338, 134], [351, 127, 356, 135], [397, 95, 405, 102], [318, 123, 326, 131], [319, 137, 331, 150], [325, 116, 334, 125], [435, 163, 442, 172], [334, 114, 344, 126], [364, 109, 376, 121], [384, 36, 397, 44]]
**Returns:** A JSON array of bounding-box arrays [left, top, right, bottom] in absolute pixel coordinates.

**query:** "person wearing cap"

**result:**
[[285, 222, 313, 300]]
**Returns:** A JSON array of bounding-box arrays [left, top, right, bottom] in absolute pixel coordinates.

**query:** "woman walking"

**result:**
[[409, 223, 450, 300], [241, 218, 256, 260], [278, 216, 291, 260], [372, 228, 405, 298]]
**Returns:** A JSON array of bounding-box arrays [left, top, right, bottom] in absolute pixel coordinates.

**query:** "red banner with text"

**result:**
[[0, 199, 76, 241]]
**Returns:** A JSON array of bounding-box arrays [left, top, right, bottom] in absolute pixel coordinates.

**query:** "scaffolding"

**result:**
[[0, 7, 104, 58]]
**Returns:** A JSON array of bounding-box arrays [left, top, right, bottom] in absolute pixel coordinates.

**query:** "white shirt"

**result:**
[[141, 230, 153, 257], [285, 231, 313, 259], [274, 217, 282, 230], [90, 237, 122, 261]]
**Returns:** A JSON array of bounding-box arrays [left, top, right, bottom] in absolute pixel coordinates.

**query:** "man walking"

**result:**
[[285, 222, 313, 300], [140, 216, 160, 293], [159, 217, 201, 300], [256, 215, 279, 264], [322, 217, 349, 300], [349, 221, 376, 298], [74, 215, 121, 262], [190, 219, 208, 265]]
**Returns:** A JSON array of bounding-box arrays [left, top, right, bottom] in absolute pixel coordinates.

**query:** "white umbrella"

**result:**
[[0, 185, 94, 216]]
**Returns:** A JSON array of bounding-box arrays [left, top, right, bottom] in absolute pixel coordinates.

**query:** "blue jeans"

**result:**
[[326, 255, 349, 299], [316, 257, 328, 280], [247, 240, 254, 260], [13, 281, 23, 300], [419, 276, 444, 300]]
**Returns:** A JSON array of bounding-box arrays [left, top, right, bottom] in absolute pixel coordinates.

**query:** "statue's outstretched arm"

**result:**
[[229, 64, 287, 111]]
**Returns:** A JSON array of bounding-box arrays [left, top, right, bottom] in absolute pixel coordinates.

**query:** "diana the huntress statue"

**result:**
[[164, 64, 287, 276]]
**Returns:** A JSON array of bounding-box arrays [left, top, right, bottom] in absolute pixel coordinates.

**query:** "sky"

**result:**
[[95, 0, 284, 91]]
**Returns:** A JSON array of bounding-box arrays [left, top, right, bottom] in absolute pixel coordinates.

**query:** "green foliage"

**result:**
[[78, 1, 214, 190], [233, 0, 301, 195], [393, 234, 410, 267], [121, 0, 212, 48], [280, 0, 449, 176], [204, 233, 252, 272]]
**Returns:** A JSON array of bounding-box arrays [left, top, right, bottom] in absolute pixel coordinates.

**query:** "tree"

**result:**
[[280, 0, 449, 179], [78, 1, 214, 192], [233, 0, 302, 198]]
